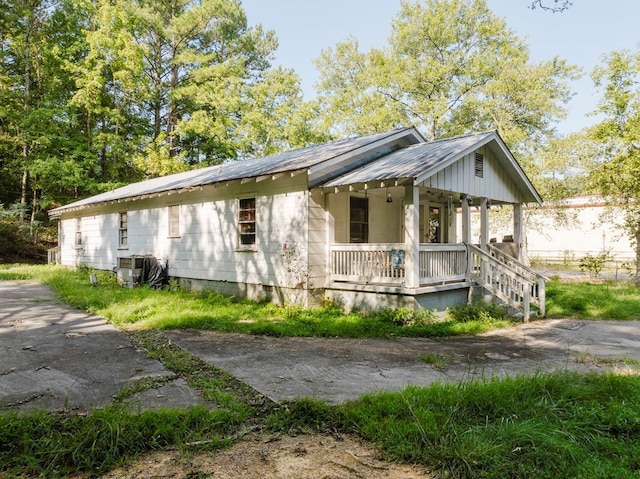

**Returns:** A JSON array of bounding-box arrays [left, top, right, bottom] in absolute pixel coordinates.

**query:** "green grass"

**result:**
[[0, 406, 242, 477], [3, 265, 640, 477], [336, 372, 640, 478], [0, 264, 513, 338], [546, 280, 640, 320], [4, 372, 638, 478]]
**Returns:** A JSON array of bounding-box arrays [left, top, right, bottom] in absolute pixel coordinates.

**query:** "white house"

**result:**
[[525, 196, 635, 264], [49, 127, 546, 318]]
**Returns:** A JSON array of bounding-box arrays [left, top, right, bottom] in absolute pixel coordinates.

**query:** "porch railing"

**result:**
[[468, 244, 547, 320], [48, 246, 61, 265], [328, 242, 546, 321], [419, 244, 467, 285], [329, 243, 467, 286], [330, 243, 406, 284]]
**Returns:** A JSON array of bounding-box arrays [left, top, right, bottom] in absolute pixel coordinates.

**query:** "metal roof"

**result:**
[[50, 127, 419, 216], [319, 130, 542, 204], [320, 131, 495, 187], [50, 127, 542, 216]]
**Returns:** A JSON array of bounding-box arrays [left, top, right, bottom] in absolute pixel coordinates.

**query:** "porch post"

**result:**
[[461, 195, 472, 244], [513, 203, 523, 261], [480, 197, 489, 250], [404, 185, 420, 288]]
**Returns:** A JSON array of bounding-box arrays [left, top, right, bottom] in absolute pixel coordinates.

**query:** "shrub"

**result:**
[[379, 306, 437, 327], [447, 301, 510, 323], [579, 249, 612, 278]]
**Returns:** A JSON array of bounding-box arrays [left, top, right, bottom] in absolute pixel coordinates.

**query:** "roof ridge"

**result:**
[[427, 130, 495, 144]]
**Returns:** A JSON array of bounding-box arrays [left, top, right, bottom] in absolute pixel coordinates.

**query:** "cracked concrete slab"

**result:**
[[2, 281, 639, 411], [166, 318, 640, 404], [0, 281, 209, 414]]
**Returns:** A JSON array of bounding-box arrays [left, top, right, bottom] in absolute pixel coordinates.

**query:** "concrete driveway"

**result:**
[[0, 281, 208, 413], [2, 281, 639, 411], [166, 319, 640, 404]]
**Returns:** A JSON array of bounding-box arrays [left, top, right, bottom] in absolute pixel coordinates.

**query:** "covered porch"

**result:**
[[315, 131, 546, 319]]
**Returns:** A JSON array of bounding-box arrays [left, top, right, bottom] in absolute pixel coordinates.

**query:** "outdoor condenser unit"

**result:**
[[117, 256, 144, 288]]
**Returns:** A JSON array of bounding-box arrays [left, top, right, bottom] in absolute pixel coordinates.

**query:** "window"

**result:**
[[168, 205, 180, 237], [349, 196, 368, 243], [75, 218, 82, 247], [118, 212, 128, 248], [474, 152, 484, 178], [238, 198, 256, 247]]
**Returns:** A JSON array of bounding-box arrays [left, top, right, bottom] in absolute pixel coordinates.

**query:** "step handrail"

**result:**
[[466, 244, 546, 320]]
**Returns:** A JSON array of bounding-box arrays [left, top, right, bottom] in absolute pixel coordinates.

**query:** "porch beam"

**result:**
[[404, 185, 420, 288]]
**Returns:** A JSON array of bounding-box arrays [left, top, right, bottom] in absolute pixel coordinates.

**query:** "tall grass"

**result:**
[[3, 372, 639, 478], [546, 280, 640, 320], [338, 372, 640, 478], [0, 264, 513, 337], [0, 406, 240, 477]]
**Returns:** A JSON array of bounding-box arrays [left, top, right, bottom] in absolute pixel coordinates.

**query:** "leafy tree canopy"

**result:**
[[588, 47, 640, 284], [314, 0, 578, 152]]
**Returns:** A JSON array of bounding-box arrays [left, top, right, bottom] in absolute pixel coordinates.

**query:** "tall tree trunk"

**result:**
[[635, 218, 640, 288], [30, 186, 38, 238], [20, 168, 29, 220]]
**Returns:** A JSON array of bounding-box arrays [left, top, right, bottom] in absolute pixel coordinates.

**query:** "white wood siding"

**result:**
[[308, 190, 326, 287], [325, 189, 404, 245], [420, 146, 525, 203], [58, 175, 309, 288]]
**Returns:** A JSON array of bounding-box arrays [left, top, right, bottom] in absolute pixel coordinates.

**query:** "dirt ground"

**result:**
[[97, 433, 429, 479]]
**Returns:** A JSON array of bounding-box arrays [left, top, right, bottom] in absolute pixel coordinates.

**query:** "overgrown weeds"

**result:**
[[546, 280, 640, 319], [0, 406, 240, 477], [339, 371, 640, 478], [0, 264, 515, 338]]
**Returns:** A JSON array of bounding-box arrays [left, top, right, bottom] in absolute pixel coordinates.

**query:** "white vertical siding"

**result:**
[[421, 146, 523, 203], [308, 190, 326, 287], [369, 190, 402, 243], [329, 191, 349, 243]]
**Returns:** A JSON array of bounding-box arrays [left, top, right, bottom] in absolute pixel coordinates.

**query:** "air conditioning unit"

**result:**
[[117, 256, 144, 288]]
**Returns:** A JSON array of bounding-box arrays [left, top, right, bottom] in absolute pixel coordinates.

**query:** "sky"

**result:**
[[241, 0, 640, 135]]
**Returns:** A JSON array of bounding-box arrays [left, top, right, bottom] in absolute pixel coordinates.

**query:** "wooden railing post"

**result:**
[[538, 277, 546, 317]]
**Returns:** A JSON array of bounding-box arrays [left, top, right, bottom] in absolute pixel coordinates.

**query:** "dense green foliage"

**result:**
[[314, 0, 578, 148], [588, 47, 640, 285], [0, 0, 323, 223]]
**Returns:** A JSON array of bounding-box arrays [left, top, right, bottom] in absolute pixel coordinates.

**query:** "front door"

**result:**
[[420, 203, 446, 243]]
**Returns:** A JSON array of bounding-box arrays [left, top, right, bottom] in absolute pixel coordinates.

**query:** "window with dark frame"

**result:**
[[168, 205, 180, 237], [349, 196, 369, 243], [238, 198, 256, 247], [75, 218, 82, 247], [474, 152, 484, 178], [118, 212, 128, 248]]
